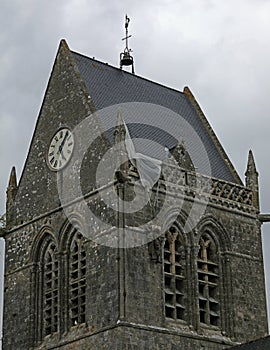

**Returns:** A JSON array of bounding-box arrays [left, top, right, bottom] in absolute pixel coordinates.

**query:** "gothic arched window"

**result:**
[[69, 231, 87, 327], [163, 226, 186, 321], [42, 240, 59, 337], [197, 231, 220, 327]]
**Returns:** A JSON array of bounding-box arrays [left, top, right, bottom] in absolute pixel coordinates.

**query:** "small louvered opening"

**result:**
[[43, 242, 58, 336], [70, 232, 86, 327], [197, 234, 220, 327], [164, 228, 186, 321]]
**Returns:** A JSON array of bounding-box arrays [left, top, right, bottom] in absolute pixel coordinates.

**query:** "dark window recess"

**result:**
[[164, 227, 186, 321], [43, 242, 58, 336], [197, 233, 220, 327], [69, 232, 86, 327]]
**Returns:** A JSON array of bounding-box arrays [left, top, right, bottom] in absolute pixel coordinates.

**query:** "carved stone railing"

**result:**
[[161, 164, 254, 210], [208, 177, 253, 206]]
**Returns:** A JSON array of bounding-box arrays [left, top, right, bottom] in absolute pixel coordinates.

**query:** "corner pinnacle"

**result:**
[[6, 166, 18, 214]]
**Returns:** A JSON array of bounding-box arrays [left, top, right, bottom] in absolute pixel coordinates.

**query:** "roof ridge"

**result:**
[[71, 50, 185, 96], [183, 86, 242, 185]]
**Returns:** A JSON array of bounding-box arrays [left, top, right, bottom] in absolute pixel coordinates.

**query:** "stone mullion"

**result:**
[[29, 264, 36, 347], [184, 243, 192, 326], [77, 248, 82, 322], [170, 238, 176, 319], [52, 252, 59, 333], [70, 245, 77, 327], [59, 251, 67, 334], [77, 243, 85, 324], [191, 235, 200, 331], [200, 238, 211, 325], [170, 237, 176, 275], [44, 255, 52, 335], [219, 253, 226, 333], [221, 253, 234, 338], [204, 266, 211, 326], [82, 242, 87, 322], [202, 253, 210, 325], [37, 262, 43, 342]]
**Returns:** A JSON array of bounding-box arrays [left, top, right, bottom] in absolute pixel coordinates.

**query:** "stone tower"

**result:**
[[1, 40, 268, 349]]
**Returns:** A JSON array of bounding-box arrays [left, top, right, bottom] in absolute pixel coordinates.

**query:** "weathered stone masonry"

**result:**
[[1, 39, 268, 349]]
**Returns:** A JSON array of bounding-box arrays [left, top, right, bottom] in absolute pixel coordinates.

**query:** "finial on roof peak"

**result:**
[[245, 149, 259, 210], [116, 108, 125, 127], [6, 166, 18, 215], [245, 149, 258, 177], [8, 166, 17, 189], [59, 39, 70, 50], [120, 15, 135, 74], [114, 108, 126, 144]]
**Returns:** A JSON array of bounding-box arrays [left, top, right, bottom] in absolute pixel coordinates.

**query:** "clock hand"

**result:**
[[58, 145, 67, 161], [57, 131, 69, 159], [59, 130, 69, 149]]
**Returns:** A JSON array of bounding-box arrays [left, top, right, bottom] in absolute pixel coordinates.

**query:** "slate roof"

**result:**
[[72, 51, 240, 184], [229, 336, 270, 349]]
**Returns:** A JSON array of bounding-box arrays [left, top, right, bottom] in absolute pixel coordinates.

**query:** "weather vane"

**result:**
[[120, 15, 135, 74]]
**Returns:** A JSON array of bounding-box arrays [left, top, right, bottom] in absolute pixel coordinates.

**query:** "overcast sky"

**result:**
[[1, 0, 270, 345]]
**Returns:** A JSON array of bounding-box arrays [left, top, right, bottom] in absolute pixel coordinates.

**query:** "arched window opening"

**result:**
[[164, 226, 186, 321], [69, 231, 86, 327], [197, 232, 220, 327], [43, 241, 59, 336]]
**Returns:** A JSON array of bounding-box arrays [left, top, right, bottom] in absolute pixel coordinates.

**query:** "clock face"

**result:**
[[47, 128, 74, 171]]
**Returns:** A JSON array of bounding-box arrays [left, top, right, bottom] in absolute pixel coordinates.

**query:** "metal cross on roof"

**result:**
[[120, 15, 135, 74]]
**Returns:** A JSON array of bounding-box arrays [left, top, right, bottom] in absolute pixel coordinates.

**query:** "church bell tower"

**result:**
[[1, 36, 268, 349]]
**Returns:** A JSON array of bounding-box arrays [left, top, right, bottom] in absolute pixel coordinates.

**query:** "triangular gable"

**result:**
[[11, 40, 108, 224]]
